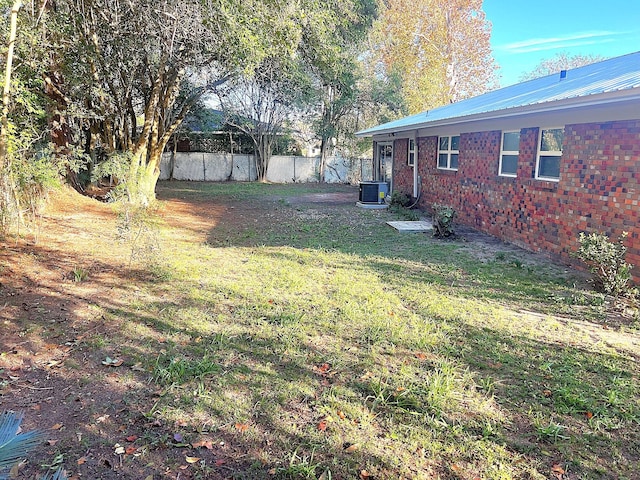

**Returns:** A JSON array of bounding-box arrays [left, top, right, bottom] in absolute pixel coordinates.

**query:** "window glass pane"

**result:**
[[408, 152, 415, 165], [541, 128, 564, 152], [538, 155, 560, 178], [450, 154, 459, 169], [409, 139, 415, 151], [439, 137, 449, 151], [438, 153, 448, 168], [451, 135, 460, 151], [500, 154, 518, 175], [502, 132, 520, 151]]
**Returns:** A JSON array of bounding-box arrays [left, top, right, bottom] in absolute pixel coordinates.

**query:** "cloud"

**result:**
[[499, 31, 619, 53]]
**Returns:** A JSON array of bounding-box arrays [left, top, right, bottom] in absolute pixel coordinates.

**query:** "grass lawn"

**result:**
[[1, 181, 638, 479]]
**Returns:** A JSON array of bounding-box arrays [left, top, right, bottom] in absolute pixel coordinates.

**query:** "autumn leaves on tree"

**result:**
[[368, 0, 498, 114]]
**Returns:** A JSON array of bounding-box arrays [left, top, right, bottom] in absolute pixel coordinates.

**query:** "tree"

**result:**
[[368, 0, 497, 114], [299, 0, 377, 181], [519, 52, 606, 81], [50, 0, 314, 204], [0, 0, 70, 233], [215, 57, 311, 181]]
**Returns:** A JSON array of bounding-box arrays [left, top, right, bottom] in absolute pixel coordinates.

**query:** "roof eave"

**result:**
[[355, 89, 640, 138]]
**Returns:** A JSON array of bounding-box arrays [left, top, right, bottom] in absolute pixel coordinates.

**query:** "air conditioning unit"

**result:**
[[359, 182, 389, 203]]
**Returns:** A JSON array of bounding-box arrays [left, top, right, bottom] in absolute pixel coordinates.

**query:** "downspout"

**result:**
[[412, 132, 418, 198]]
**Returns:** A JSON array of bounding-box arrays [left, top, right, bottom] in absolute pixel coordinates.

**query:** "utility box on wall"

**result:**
[[359, 181, 389, 203]]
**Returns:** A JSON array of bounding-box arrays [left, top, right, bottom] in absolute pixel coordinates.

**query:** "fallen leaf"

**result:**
[[344, 443, 359, 453], [552, 464, 565, 474], [414, 352, 427, 360], [360, 470, 372, 478], [179, 465, 188, 470], [191, 440, 213, 449], [235, 423, 249, 432], [102, 357, 124, 367], [543, 389, 552, 397], [585, 411, 594, 420], [96, 414, 110, 424], [317, 363, 330, 374], [185, 456, 201, 464], [268, 468, 277, 475], [47, 439, 58, 446], [51, 423, 63, 430], [215, 459, 226, 466], [126, 435, 138, 442], [77, 457, 87, 465], [8, 461, 22, 478], [451, 464, 461, 472], [125, 446, 137, 455], [131, 364, 146, 372], [318, 470, 331, 480], [337, 411, 346, 419], [317, 420, 328, 431]]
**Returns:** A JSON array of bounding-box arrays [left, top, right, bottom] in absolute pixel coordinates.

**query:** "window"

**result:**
[[437, 135, 459, 170], [536, 127, 564, 181], [499, 131, 520, 177], [408, 138, 416, 166]]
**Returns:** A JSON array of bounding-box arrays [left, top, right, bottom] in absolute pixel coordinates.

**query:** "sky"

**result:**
[[483, 0, 640, 86]]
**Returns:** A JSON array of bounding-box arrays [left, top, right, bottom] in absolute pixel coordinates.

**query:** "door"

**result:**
[[375, 142, 393, 185]]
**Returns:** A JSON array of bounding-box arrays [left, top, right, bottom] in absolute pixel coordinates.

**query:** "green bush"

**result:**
[[432, 204, 456, 237], [573, 231, 633, 297], [389, 191, 411, 207]]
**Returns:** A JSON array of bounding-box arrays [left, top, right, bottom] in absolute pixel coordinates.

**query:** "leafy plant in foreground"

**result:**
[[573, 231, 634, 297], [432, 203, 456, 237], [0, 411, 67, 479]]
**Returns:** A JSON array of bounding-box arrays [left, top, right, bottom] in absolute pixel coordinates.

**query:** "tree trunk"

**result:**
[[0, 1, 23, 231]]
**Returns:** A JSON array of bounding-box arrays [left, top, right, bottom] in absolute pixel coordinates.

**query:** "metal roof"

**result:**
[[356, 51, 640, 137]]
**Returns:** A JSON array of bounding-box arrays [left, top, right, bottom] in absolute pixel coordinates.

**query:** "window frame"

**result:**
[[535, 127, 564, 182], [437, 135, 460, 171], [407, 138, 416, 166], [498, 130, 520, 177]]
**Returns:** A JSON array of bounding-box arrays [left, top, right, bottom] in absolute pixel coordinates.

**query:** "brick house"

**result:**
[[356, 52, 640, 277]]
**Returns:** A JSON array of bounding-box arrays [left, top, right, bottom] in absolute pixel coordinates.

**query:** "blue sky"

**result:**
[[483, 0, 640, 86]]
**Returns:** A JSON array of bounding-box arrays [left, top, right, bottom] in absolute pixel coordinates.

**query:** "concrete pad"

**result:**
[[386, 220, 433, 232], [356, 201, 389, 209]]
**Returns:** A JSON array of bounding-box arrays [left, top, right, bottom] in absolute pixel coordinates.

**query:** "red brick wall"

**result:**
[[393, 138, 413, 196], [392, 120, 640, 279]]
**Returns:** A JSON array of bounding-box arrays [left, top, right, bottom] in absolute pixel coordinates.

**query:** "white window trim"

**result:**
[[535, 127, 564, 182], [408, 138, 416, 166], [437, 135, 459, 171], [499, 130, 519, 177]]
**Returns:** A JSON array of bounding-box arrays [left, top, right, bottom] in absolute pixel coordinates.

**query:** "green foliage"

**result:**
[[389, 191, 411, 207], [91, 151, 132, 202], [572, 231, 633, 297], [432, 203, 456, 238], [0, 411, 42, 475], [0, 411, 68, 480], [388, 191, 418, 219]]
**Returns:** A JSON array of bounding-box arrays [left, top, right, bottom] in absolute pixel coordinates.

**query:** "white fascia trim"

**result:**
[[357, 91, 640, 138]]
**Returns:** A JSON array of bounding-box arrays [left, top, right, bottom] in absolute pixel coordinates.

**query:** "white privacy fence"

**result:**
[[160, 153, 374, 184]]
